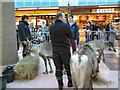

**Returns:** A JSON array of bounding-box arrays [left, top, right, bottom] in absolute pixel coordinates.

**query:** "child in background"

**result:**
[[39, 30, 45, 44]]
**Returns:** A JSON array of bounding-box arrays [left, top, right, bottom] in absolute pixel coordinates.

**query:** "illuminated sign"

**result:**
[[97, 8, 115, 13], [92, 8, 116, 13]]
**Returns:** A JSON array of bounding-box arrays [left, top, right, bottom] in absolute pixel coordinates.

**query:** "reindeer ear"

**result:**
[[78, 48, 82, 54], [78, 44, 82, 49]]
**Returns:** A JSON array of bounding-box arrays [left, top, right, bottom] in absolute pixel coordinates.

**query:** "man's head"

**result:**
[[68, 14, 73, 23], [56, 12, 66, 22], [87, 21, 91, 26], [22, 15, 29, 22]]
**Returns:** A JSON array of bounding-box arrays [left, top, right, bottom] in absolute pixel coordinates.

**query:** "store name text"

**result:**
[[96, 8, 115, 13]]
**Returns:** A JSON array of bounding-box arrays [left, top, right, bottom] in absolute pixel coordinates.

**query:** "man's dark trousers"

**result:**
[[53, 50, 72, 87]]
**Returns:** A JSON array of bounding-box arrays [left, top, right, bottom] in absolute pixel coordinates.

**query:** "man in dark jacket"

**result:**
[[18, 15, 31, 57], [49, 12, 76, 90], [67, 14, 79, 48]]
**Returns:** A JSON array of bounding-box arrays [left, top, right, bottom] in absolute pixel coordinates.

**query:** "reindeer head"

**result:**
[[29, 44, 40, 57]]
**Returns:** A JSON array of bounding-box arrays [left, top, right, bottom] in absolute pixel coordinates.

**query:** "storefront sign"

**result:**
[[92, 8, 116, 13], [97, 8, 115, 13]]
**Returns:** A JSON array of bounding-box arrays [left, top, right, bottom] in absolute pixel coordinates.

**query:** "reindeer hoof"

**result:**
[[96, 69, 100, 73], [49, 70, 53, 73], [97, 59, 100, 63], [103, 59, 105, 63], [43, 71, 48, 74]]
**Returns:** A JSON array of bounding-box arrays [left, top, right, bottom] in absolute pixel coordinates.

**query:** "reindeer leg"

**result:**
[[96, 62, 100, 72], [97, 52, 101, 63], [89, 77, 93, 90], [82, 75, 93, 90], [47, 58, 53, 73], [42, 57, 48, 74], [72, 80, 78, 90], [72, 74, 78, 90], [97, 49, 104, 63], [103, 52, 105, 63]]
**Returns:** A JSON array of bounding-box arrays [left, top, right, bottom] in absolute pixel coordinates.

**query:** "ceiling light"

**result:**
[[98, 5, 118, 8], [38, 7, 59, 10]]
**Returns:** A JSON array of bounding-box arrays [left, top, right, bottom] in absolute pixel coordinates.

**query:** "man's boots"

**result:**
[[57, 77, 63, 90], [23, 54, 27, 57], [58, 80, 63, 90], [67, 76, 73, 87], [67, 80, 73, 87], [113, 48, 117, 52]]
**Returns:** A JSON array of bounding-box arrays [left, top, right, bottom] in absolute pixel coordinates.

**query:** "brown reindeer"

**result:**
[[30, 44, 53, 74], [86, 40, 106, 63]]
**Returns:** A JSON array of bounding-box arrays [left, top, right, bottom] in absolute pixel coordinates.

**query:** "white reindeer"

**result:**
[[70, 44, 98, 90]]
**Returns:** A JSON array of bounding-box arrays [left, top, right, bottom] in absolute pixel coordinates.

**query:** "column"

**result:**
[[0, 1, 18, 65]]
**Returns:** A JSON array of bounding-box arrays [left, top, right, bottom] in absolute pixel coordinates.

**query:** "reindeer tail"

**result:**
[[92, 73, 112, 85]]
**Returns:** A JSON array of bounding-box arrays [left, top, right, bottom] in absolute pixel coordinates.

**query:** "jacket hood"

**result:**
[[19, 21, 29, 25], [68, 20, 75, 26]]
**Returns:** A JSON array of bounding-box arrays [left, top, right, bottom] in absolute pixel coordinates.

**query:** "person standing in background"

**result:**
[[98, 25, 105, 40], [108, 26, 117, 52], [85, 21, 92, 42], [105, 23, 111, 41], [18, 15, 31, 57], [44, 23, 50, 43], [38, 25, 44, 32], [91, 22, 99, 40], [67, 14, 79, 49], [30, 26, 35, 40]]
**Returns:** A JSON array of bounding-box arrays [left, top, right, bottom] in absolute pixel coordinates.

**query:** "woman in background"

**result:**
[[108, 26, 117, 52], [85, 21, 92, 42]]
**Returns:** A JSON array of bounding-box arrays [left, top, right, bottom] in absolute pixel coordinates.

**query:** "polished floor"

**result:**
[[6, 40, 119, 89]]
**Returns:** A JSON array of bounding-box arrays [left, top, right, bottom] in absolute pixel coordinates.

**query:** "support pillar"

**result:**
[[0, 1, 18, 66]]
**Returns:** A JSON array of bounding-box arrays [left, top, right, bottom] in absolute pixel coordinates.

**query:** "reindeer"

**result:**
[[70, 44, 98, 90], [86, 40, 106, 63], [30, 44, 53, 74]]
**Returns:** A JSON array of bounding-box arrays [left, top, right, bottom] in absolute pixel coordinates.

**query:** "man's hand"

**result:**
[[74, 40, 77, 45], [22, 41, 27, 45]]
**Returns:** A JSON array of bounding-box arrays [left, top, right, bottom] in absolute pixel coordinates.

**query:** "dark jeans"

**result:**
[[86, 35, 91, 42], [45, 36, 50, 43], [91, 33, 98, 40], [76, 38, 79, 45], [106, 32, 110, 41], [71, 38, 76, 52], [109, 42, 114, 48], [53, 51, 72, 83], [22, 42, 29, 57]]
